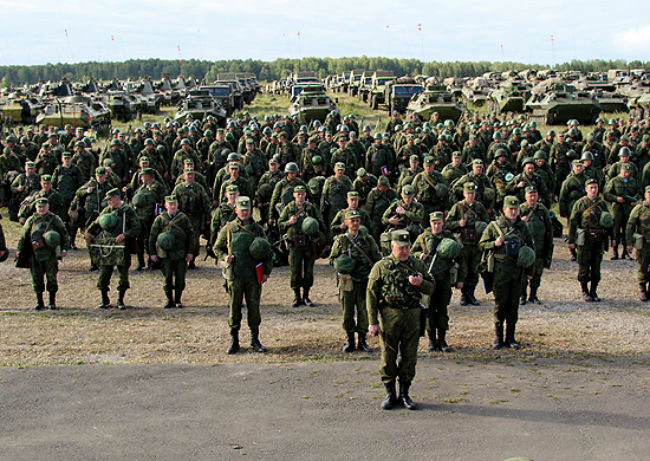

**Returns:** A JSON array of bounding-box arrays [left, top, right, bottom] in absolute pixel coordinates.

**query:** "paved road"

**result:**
[[1, 357, 648, 460]]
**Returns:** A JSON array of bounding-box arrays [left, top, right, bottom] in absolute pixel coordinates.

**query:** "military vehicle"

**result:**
[[592, 90, 629, 113], [123, 78, 161, 113], [357, 71, 374, 103], [330, 71, 351, 93], [35, 96, 111, 135], [406, 84, 464, 122], [488, 80, 530, 114], [384, 77, 423, 115], [368, 71, 396, 110], [525, 79, 601, 125], [214, 78, 244, 110], [218, 73, 255, 104], [0, 93, 45, 124], [154, 76, 181, 105], [347, 69, 366, 97], [201, 84, 235, 116], [288, 86, 338, 124], [38, 80, 74, 98], [289, 83, 327, 100], [174, 88, 226, 123], [462, 77, 492, 108]]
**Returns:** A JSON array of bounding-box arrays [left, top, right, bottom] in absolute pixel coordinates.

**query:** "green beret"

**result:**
[[402, 184, 415, 196], [503, 195, 519, 209], [464, 182, 477, 192], [391, 229, 411, 246], [585, 178, 598, 186], [345, 209, 361, 220], [235, 196, 251, 210], [226, 184, 239, 193], [347, 191, 360, 199], [105, 188, 121, 200], [429, 211, 444, 221], [293, 185, 306, 193], [165, 195, 177, 204]]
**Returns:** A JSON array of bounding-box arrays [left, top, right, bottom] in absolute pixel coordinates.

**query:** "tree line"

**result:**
[[1, 57, 647, 86]]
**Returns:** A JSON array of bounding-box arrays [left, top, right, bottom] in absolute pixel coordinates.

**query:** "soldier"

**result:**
[[559, 161, 587, 260], [505, 157, 548, 205], [320, 162, 352, 225], [170, 138, 202, 181], [519, 186, 554, 304], [396, 155, 422, 195], [412, 212, 464, 352], [209, 184, 239, 249], [364, 175, 397, 242], [329, 191, 371, 236], [352, 168, 377, 208], [441, 151, 468, 186], [330, 136, 357, 172], [85, 188, 141, 309], [278, 185, 327, 307], [367, 229, 435, 410], [606, 146, 638, 181], [299, 136, 326, 182], [269, 162, 307, 224], [568, 179, 614, 302], [451, 159, 495, 212], [19, 175, 65, 224], [625, 186, 650, 301], [329, 209, 381, 353], [71, 141, 96, 182], [604, 163, 639, 260], [215, 196, 273, 354], [218, 162, 252, 203], [149, 195, 194, 308], [365, 132, 395, 179], [51, 152, 83, 245], [381, 184, 424, 242], [172, 167, 211, 268], [131, 168, 167, 270], [255, 156, 283, 225], [479, 196, 534, 349], [16, 197, 69, 310], [100, 139, 129, 184], [9, 160, 40, 221], [412, 156, 448, 217]]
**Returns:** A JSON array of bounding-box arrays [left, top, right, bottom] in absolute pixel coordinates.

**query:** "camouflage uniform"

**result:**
[[363, 181, 397, 241], [604, 170, 639, 254], [132, 178, 167, 269], [172, 179, 211, 260], [626, 194, 650, 298], [519, 199, 554, 303], [320, 173, 352, 225]]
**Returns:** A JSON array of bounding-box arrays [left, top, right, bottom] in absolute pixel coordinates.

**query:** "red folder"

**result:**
[[255, 262, 264, 284]]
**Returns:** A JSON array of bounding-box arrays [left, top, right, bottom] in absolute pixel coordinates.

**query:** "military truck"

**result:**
[[368, 71, 396, 110], [525, 79, 601, 125], [214, 78, 244, 110], [347, 69, 366, 97], [384, 77, 423, 115], [357, 71, 374, 103], [406, 84, 464, 122], [201, 84, 235, 116]]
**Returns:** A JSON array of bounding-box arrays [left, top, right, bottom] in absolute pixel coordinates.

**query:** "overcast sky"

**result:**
[[1, 0, 648, 66]]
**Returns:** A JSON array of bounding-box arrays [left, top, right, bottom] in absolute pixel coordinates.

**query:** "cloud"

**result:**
[[613, 24, 650, 58]]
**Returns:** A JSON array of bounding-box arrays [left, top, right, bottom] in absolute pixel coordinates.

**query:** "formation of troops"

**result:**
[[2, 107, 650, 411]]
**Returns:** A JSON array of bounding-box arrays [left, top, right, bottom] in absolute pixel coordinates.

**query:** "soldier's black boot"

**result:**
[[357, 333, 373, 352], [491, 323, 504, 350], [291, 289, 303, 308], [610, 245, 619, 260], [643, 283, 650, 302], [570, 247, 577, 262], [250, 329, 267, 353], [343, 332, 356, 353], [505, 323, 520, 349], [302, 287, 314, 307], [48, 291, 57, 310], [89, 263, 98, 272], [117, 290, 126, 310], [174, 289, 184, 309], [226, 330, 240, 354], [590, 282, 601, 302], [529, 286, 542, 304], [164, 289, 174, 309], [459, 290, 469, 306], [438, 328, 453, 352], [468, 288, 480, 306], [188, 260, 197, 270], [33, 292, 45, 311], [581, 282, 593, 302], [399, 381, 417, 410], [427, 329, 437, 352], [136, 253, 145, 271], [520, 285, 527, 305], [98, 290, 110, 309], [381, 382, 398, 410]]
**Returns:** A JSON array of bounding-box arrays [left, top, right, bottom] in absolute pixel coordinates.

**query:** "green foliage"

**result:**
[[1, 57, 647, 85]]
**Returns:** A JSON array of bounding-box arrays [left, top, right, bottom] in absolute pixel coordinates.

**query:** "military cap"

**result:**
[[41, 174, 52, 182], [105, 188, 121, 200], [75, 140, 86, 148], [110, 138, 120, 146], [463, 182, 477, 192], [183, 158, 195, 166], [422, 156, 434, 165], [62, 152, 72, 158], [495, 149, 507, 158], [452, 151, 462, 158], [245, 137, 254, 144], [472, 159, 484, 166], [533, 150, 547, 160], [429, 211, 444, 221], [165, 195, 177, 203], [308, 136, 319, 144], [645, 185, 650, 194], [410, 154, 421, 163], [279, 131, 288, 138], [228, 162, 240, 170], [391, 229, 411, 246], [525, 185, 538, 194], [139, 155, 151, 163], [144, 138, 154, 146], [293, 185, 306, 193], [226, 184, 239, 194], [356, 168, 367, 177], [347, 191, 360, 199], [621, 163, 632, 172], [134, 127, 143, 134], [345, 209, 361, 220], [334, 162, 346, 170], [183, 167, 195, 174], [407, 134, 415, 140], [103, 159, 114, 167], [111, 128, 121, 135], [572, 160, 583, 166], [25, 161, 35, 168], [235, 196, 251, 210], [585, 178, 598, 186], [338, 136, 349, 143], [503, 195, 519, 209], [48, 132, 58, 139], [373, 132, 383, 140], [378, 176, 390, 187], [141, 167, 155, 176], [522, 157, 535, 166], [95, 167, 106, 176], [402, 184, 415, 196], [19, 136, 28, 143], [35, 197, 49, 205]]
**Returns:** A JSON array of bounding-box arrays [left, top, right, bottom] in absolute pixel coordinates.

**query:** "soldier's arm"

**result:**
[[124, 208, 141, 238], [277, 204, 292, 232], [568, 200, 583, 244], [625, 205, 640, 249], [478, 223, 498, 251], [328, 235, 343, 261], [52, 215, 70, 250], [381, 202, 396, 226], [603, 179, 617, 203], [214, 225, 229, 260], [366, 262, 382, 325], [414, 259, 435, 295], [404, 203, 424, 224], [445, 203, 462, 230], [148, 217, 162, 255]]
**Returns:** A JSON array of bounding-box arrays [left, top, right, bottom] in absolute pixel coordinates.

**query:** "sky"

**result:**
[[1, 0, 648, 66]]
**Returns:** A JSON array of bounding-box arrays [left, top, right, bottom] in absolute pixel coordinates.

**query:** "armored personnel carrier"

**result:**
[[488, 80, 530, 114], [288, 86, 338, 124], [525, 79, 601, 125], [174, 88, 226, 123], [406, 84, 463, 122], [36, 96, 111, 135]]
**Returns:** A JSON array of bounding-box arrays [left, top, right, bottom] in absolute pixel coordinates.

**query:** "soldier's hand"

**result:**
[[185, 253, 193, 262], [115, 234, 125, 243], [395, 206, 405, 214], [151, 255, 159, 263], [459, 219, 466, 227], [339, 223, 347, 230], [521, 216, 529, 222], [626, 245, 634, 254], [568, 243, 576, 250], [261, 274, 269, 284], [456, 281, 464, 289], [225, 255, 234, 264], [288, 215, 298, 225], [495, 236, 504, 247], [617, 196, 625, 203], [518, 181, 526, 188], [369, 324, 381, 337], [388, 216, 400, 226], [409, 272, 423, 286], [419, 253, 428, 261]]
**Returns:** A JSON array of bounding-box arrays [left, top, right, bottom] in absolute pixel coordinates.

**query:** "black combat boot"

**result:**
[[427, 329, 437, 352], [381, 382, 398, 410], [98, 290, 110, 309], [302, 287, 314, 307], [174, 289, 184, 309], [357, 333, 373, 352], [226, 330, 240, 354], [399, 381, 417, 410], [48, 291, 57, 310], [250, 329, 267, 353], [291, 289, 303, 308], [437, 329, 453, 352], [570, 247, 577, 262], [520, 285, 527, 305], [343, 332, 356, 353], [117, 290, 127, 310], [188, 260, 197, 270], [459, 290, 469, 306], [89, 263, 99, 272], [529, 286, 541, 304], [164, 289, 174, 309], [590, 282, 600, 302], [610, 245, 619, 260], [468, 288, 480, 306], [639, 283, 648, 302], [136, 254, 145, 271], [70, 236, 77, 250], [505, 323, 520, 349], [581, 282, 593, 302], [33, 292, 45, 311], [491, 323, 504, 350]]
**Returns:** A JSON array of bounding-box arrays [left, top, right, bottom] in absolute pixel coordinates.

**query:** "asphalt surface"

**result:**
[[1, 357, 648, 460]]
